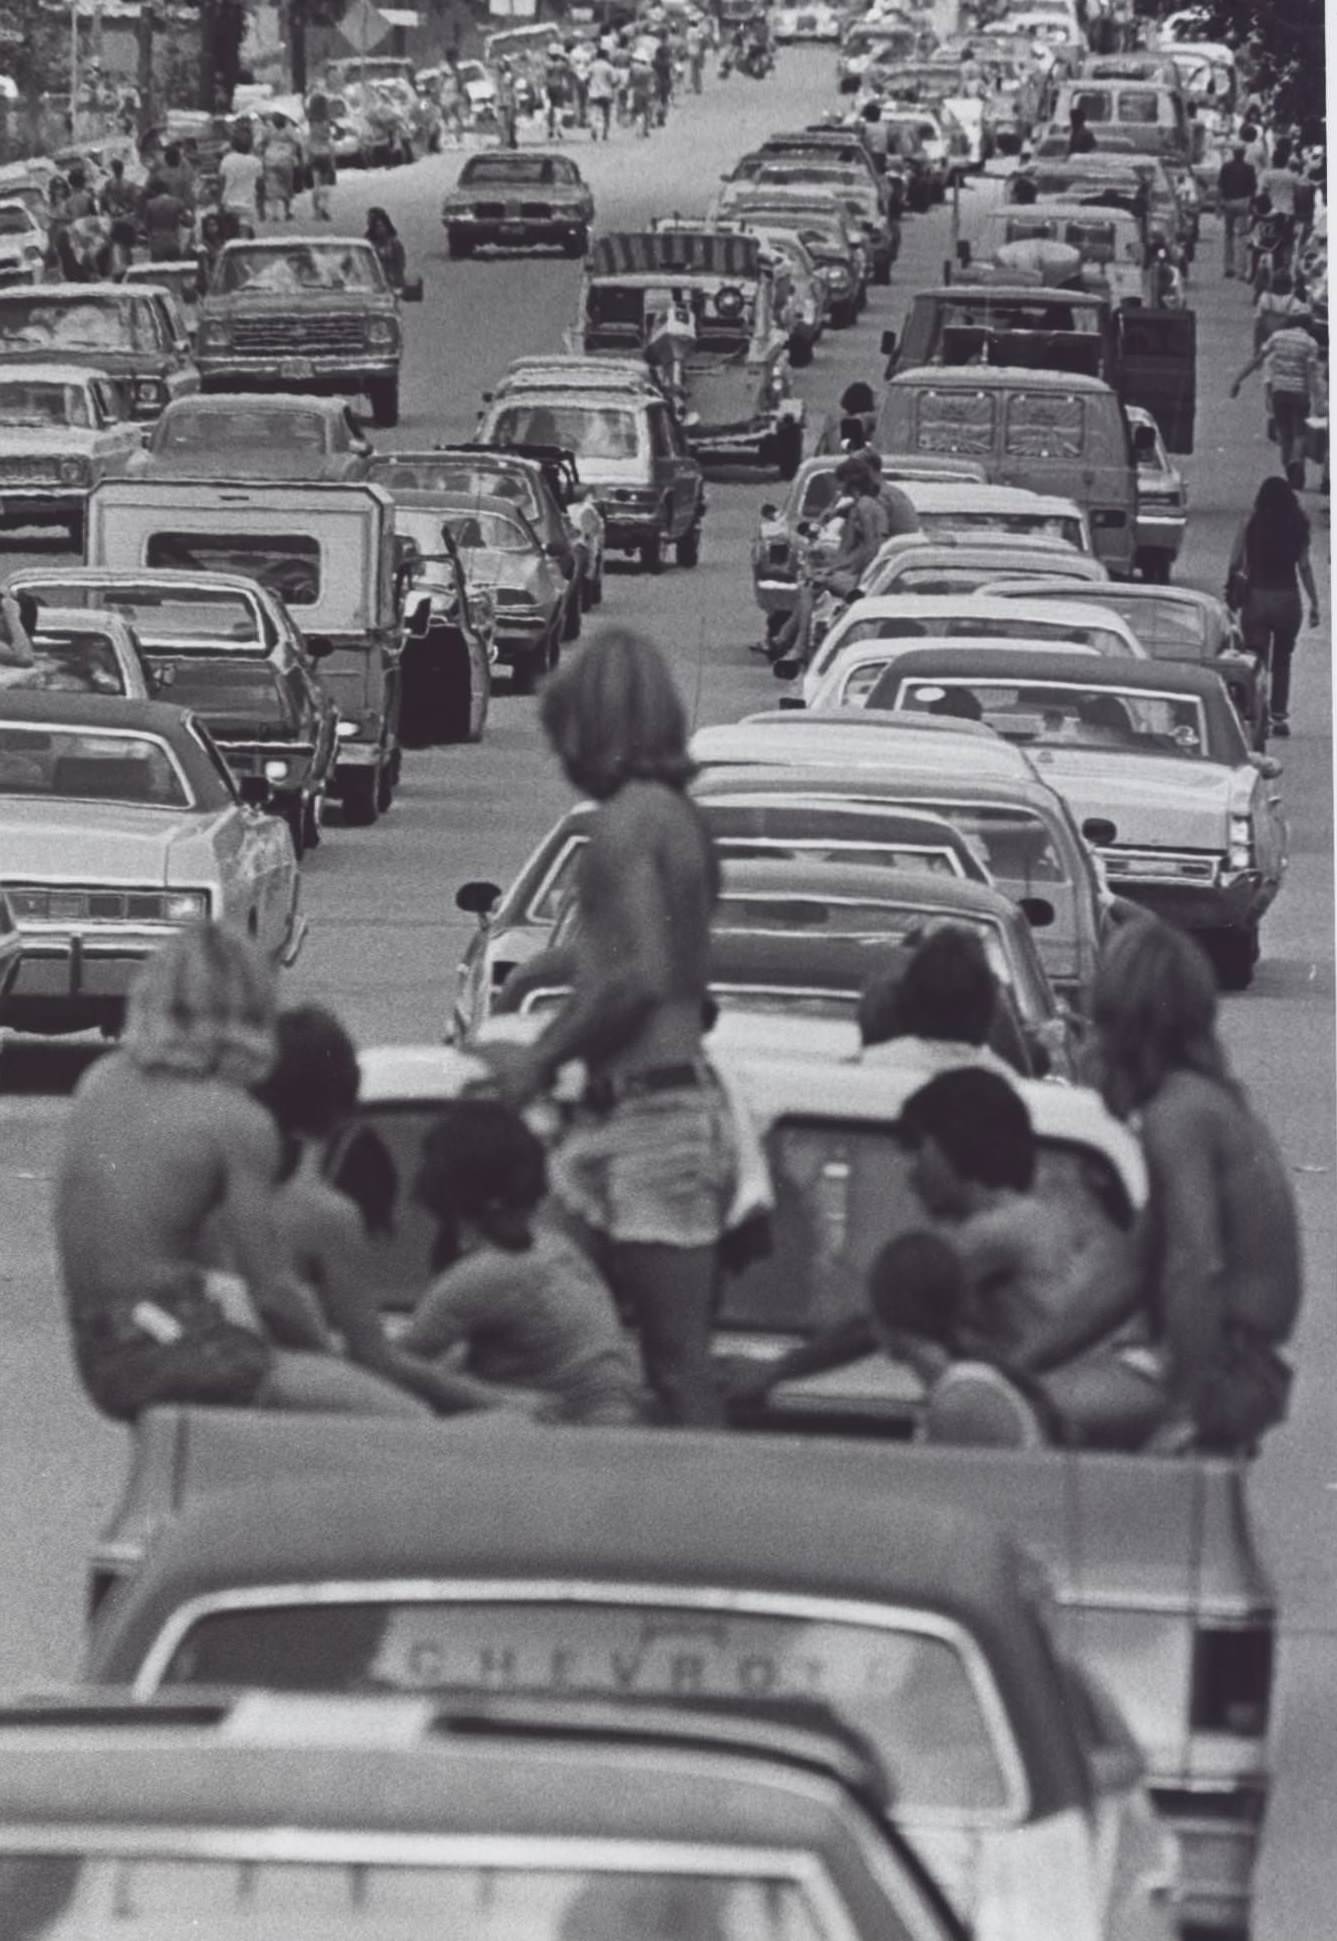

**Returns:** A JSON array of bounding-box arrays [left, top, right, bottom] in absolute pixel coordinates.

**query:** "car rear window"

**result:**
[[838, 614, 1122, 655], [158, 1597, 1014, 1816], [144, 534, 320, 607], [0, 1853, 842, 1940], [0, 295, 144, 352], [24, 583, 263, 648], [490, 403, 639, 461], [911, 387, 997, 456], [18, 631, 127, 695], [0, 727, 187, 806], [917, 508, 1087, 549], [894, 677, 1208, 757], [165, 662, 293, 734], [1003, 392, 1085, 459]]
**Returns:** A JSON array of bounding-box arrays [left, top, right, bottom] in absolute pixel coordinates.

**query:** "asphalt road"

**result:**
[[0, 47, 1332, 1937]]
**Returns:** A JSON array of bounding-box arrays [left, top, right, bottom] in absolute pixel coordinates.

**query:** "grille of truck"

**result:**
[[0, 456, 62, 481], [229, 316, 367, 355], [519, 202, 554, 220]]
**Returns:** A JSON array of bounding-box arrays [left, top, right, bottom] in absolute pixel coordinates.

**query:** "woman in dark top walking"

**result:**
[[1227, 475, 1320, 736], [1090, 918, 1302, 1452]]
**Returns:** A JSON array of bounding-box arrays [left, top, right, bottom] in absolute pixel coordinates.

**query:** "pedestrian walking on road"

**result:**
[[1218, 143, 1257, 277], [468, 628, 740, 1428], [304, 93, 337, 219], [1090, 918, 1302, 1451], [1231, 310, 1325, 488], [586, 51, 616, 139], [1225, 474, 1320, 736]]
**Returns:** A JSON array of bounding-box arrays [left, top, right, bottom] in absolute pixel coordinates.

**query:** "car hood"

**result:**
[[202, 291, 392, 318], [0, 424, 99, 453], [1027, 747, 1231, 845], [0, 799, 198, 883]]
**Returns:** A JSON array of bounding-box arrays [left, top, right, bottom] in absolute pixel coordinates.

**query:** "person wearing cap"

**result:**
[[1218, 143, 1258, 278], [1231, 311, 1326, 488]]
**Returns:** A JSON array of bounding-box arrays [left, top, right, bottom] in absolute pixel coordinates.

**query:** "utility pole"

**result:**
[[136, 0, 156, 132]]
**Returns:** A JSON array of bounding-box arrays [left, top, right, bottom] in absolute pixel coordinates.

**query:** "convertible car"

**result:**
[[0, 690, 303, 1038]]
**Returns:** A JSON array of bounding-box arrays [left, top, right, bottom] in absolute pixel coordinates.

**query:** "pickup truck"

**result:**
[[84, 478, 406, 826], [86, 1038, 1276, 1941]]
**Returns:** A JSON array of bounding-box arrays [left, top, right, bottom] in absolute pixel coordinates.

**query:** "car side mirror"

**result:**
[[1019, 895, 1055, 929], [1249, 752, 1283, 779], [1082, 816, 1117, 846], [400, 276, 424, 303], [456, 879, 501, 918], [772, 656, 801, 681], [303, 633, 335, 660], [237, 773, 272, 811]]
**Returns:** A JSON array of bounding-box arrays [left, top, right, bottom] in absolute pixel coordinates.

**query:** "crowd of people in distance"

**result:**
[[55, 631, 1303, 1460], [487, 8, 723, 148]]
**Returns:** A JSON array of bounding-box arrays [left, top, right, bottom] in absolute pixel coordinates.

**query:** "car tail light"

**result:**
[[1190, 1624, 1274, 1736]]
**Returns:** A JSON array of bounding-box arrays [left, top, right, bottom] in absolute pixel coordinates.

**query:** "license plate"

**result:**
[[279, 356, 315, 380], [499, 222, 528, 237]]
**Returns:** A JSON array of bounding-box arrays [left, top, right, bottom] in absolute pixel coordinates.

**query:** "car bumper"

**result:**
[[1098, 860, 1272, 932], [1135, 507, 1188, 557], [0, 487, 85, 524], [1152, 1779, 1265, 1939], [687, 422, 783, 464], [492, 610, 555, 659], [197, 354, 398, 389], [2, 926, 179, 1017], [444, 216, 586, 245], [598, 504, 663, 548]]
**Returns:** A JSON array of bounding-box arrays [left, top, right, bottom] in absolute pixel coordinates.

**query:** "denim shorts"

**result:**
[[549, 1078, 738, 1248]]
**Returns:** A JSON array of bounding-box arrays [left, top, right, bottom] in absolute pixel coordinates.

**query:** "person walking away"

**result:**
[[218, 124, 262, 239], [262, 114, 300, 220], [1259, 137, 1301, 272], [1090, 918, 1302, 1450], [652, 33, 674, 124], [628, 49, 654, 136], [439, 56, 466, 144], [364, 205, 406, 290], [1224, 474, 1320, 736], [56, 928, 330, 1422], [159, 140, 196, 211], [567, 37, 592, 128], [1231, 308, 1326, 489], [468, 629, 739, 1427], [1218, 143, 1257, 277], [494, 58, 519, 147], [586, 48, 616, 139], [685, 16, 706, 93], [142, 177, 189, 263], [402, 1100, 641, 1422], [305, 93, 336, 218], [543, 45, 571, 141], [1253, 267, 1309, 350], [196, 208, 228, 288], [100, 158, 140, 272]]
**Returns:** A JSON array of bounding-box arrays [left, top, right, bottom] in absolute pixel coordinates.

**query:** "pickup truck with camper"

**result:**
[[84, 479, 407, 827]]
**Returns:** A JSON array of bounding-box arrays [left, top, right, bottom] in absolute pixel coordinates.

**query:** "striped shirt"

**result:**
[[1262, 326, 1320, 398]]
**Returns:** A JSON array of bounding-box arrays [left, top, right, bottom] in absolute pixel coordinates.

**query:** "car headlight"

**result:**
[[336, 719, 360, 739], [199, 321, 230, 351], [263, 759, 292, 784], [1228, 812, 1253, 871], [367, 317, 397, 348], [57, 456, 91, 485], [161, 890, 210, 921]]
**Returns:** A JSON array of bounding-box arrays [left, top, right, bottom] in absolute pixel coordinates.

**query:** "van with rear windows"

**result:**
[[876, 366, 1138, 577]]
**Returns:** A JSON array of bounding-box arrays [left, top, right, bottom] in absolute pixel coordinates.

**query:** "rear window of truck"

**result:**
[[144, 534, 320, 607]]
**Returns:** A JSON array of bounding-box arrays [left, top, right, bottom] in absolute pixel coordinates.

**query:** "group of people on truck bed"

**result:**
[[55, 629, 1302, 1457]]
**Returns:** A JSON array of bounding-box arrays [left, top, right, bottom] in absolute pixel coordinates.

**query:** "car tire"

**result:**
[[1210, 923, 1260, 992], [586, 565, 603, 607], [367, 376, 399, 429], [639, 529, 664, 573], [873, 253, 892, 286], [675, 521, 702, 568], [564, 226, 589, 258], [447, 227, 474, 259], [342, 768, 380, 826], [511, 642, 544, 694], [562, 585, 582, 640], [376, 760, 394, 812], [775, 422, 803, 482], [788, 332, 814, 368], [831, 297, 857, 328], [1137, 549, 1173, 584]]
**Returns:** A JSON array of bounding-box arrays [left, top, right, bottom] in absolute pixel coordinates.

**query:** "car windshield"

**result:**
[[0, 296, 143, 351], [433, 506, 533, 552], [161, 1597, 1011, 1815], [894, 677, 1208, 756], [1083, 593, 1209, 655], [0, 727, 188, 806], [370, 457, 539, 516], [144, 534, 320, 607], [155, 408, 328, 452], [10, 632, 127, 695], [0, 380, 89, 427], [215, 245, 385, 294], [165, 662, 293, 734], [491, 403, 639, 460], [21, 583, 263, 648], [0, 1852, 842, 1939], [835, 614, 1124, 656], [715, 892, 1010, 975], [917, 508, 1086, 547]]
